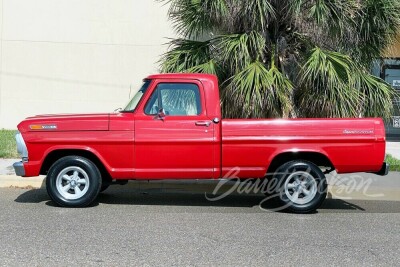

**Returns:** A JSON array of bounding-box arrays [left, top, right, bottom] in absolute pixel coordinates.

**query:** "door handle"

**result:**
[[195, 121, 211, 127]]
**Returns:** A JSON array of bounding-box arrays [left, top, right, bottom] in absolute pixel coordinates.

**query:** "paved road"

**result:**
[[0, 186, 399, 266]]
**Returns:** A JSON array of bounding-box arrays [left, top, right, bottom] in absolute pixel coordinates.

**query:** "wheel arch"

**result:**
[[267, 151, 335, 174], [40, 148, 112, 182]]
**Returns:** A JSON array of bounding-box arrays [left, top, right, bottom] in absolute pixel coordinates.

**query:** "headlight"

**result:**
[[15, 131, 28, 161]]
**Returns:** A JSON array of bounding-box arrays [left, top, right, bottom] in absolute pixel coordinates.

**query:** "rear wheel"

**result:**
[[46, 156, 102, 207], [274, 160, 327, 213]]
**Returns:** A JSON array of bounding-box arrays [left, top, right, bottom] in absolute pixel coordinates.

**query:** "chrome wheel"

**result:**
[[55, 166, 90, 200], [283, 171, 317, 205]]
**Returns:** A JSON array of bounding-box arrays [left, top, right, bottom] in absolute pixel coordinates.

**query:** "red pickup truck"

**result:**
[[13, 73, 389, 213]]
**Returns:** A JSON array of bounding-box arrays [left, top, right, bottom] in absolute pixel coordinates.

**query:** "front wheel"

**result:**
[[275, 160, 327, 213], [46, 156, 102, 207]]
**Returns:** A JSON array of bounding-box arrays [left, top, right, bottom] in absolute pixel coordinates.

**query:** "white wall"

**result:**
[[0, 0, 175, 129]]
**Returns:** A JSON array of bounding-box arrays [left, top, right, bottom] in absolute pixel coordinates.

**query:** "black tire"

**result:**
[[274, 160, 327, 214], [100, 176, 113, 192], [46, 156, 102, 207]]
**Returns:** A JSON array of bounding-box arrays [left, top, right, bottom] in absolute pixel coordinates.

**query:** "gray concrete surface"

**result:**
[[0, 172, 400, 201], [0, 159, 17, 175], [1, 158, 400, 202], [387, 142, 400, 159], [0, 187, 399, 266]]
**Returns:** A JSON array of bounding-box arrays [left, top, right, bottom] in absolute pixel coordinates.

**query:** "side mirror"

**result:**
[[155, 108, 166, 120]]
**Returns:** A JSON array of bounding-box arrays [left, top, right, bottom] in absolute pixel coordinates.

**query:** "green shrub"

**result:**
[[386, 154, 400, 172], [0, 129, 18, 158]]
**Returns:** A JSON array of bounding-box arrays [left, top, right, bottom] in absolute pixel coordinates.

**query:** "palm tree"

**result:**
[[160, 0, 400, 119]]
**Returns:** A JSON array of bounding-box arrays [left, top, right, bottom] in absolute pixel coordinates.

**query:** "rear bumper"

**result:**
[[373, 162, 390, 176], [13, 161, 25, 176]]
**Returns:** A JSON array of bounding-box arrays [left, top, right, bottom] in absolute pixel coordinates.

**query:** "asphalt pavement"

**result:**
[[0, 144, 399, 266], [0, 187, 399, 266]]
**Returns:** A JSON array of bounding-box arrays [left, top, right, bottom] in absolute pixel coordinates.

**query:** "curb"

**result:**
[[328, 185, 400, 201], [1, 175, 399, 201], [0, 175, 46, 189]]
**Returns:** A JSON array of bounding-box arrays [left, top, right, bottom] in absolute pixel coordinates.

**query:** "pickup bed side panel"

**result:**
[[221, 118, 385, 178]]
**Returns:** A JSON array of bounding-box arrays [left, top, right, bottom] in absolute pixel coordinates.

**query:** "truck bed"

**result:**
[[221, 118, 386, 177]]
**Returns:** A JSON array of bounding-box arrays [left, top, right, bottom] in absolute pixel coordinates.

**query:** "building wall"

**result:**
[[379, 33, 400, 139], [384, 33, 400, 58], [0, 0, 175, 129]]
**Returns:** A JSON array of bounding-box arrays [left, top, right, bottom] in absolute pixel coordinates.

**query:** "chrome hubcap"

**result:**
[[283, 171, 317, 205], [55, 166, 90, 200]]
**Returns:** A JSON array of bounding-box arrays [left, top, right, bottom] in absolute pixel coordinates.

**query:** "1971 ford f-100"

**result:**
[[13, 73, 389, 213]]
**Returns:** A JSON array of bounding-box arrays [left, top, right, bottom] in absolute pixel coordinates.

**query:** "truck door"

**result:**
[[134, 79, 215, 179]]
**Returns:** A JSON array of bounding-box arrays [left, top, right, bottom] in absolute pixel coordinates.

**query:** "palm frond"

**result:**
[[267, 64, 294, 118], [309, 0, 358, 38], [215, 31, 266, 72], [241, 0, 276, 32], [186, 59, 224, 78], [353, 70, 398, 119], [223, 61, 293, 118], [352, 0, 400, 65], [287, 0, 305, 15], [296, 47, 361, 117], [160, 39, 211, 73], [163, 0, 228, 37], [308, 0, 330, 24], [159, 0, 399, 120]]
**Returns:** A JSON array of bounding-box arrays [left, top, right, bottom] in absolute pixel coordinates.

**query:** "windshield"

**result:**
[[123, 80, 151, 111]]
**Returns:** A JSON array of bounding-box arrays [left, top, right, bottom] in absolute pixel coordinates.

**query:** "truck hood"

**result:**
[[17, 113, 110, 132]]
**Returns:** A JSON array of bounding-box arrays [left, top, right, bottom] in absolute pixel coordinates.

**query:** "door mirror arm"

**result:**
[[155, 108, 166, 121]]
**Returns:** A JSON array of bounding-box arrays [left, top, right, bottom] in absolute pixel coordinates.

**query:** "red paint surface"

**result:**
[[17, 73, 386, 179]]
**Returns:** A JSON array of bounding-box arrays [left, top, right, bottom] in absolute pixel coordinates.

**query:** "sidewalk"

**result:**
[[0, 158, 399, 201], [0, 159, 18, 175]]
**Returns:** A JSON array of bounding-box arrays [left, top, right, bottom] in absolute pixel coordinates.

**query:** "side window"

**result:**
[[144, 83, 202, 116]]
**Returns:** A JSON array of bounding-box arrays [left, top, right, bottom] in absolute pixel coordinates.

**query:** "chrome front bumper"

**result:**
[[14, 131, 28, 176], [15, 131, 28, 161], [13, 161, 25, 176]]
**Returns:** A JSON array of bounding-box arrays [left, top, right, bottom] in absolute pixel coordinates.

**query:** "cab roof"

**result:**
[[146, 73, 218, 81]]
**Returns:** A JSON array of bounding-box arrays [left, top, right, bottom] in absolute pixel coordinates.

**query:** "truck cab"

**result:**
[[129, 74, 221, 179]]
